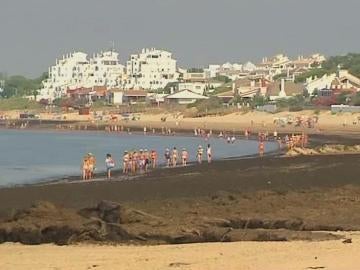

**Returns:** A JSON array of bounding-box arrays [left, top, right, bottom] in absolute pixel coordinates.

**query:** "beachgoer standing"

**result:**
[[227, 136, 231, 144], [164, 148, 171, 167], [231, 136, 236, 144], [207, 144, 212, 163], [139, 149, 145, 173], [105, 154, 115, 179], [181, 148, 189, 166], [197, 145, 204, 164], [151, 150, 157, 169], [82, 156, 89, 180], [273, 130, 278, 140], [144, 149, 150, 172], [259, 141, 265, 157], [132, 151, 138, 174], [123, 151, 129, 174], [88, 153, 96, 179], [172, 147, 178, 167]]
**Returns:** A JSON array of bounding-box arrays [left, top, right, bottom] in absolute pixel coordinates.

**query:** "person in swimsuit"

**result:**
[[164, 148, 171, 167], [151, 150, 157, 169], [144, 149, 150, 172], [197, 145, 203, 164], [123, 151, 129, 174], [139, 149, 145, 173], [82, 156, 89, 180], [87, 153, 96, 180], [181, 148, 188, 166], [172, 147, 178, 167], [132, 151, 139, 174], [207, 144, 212, 163], [105, 153, 115, 179], [259, 141, 265, 157]]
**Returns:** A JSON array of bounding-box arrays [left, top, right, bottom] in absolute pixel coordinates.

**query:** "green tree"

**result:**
[[0, 72, 47, 98]]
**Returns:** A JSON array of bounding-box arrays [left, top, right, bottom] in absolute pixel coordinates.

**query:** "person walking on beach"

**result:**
[[132, 151, 138, 174], [139, 149, 145, 173], [123, 151, 129, 174], [181, 148, 189, 166], [82, 155, 90, 180], [172, 147, 178, 167], [197, 145, 204, 164], [87, 153, 96, 179], [151, 150, 158, 169], [259, 141, 265, 157], [144, 149, 150, 172], [164, 148, 171, 167], [207, 144, 212, 163], [105, 154, 115, 179]]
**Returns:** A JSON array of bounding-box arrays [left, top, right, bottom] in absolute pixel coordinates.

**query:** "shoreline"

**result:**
[[2, 145, 282, 190]]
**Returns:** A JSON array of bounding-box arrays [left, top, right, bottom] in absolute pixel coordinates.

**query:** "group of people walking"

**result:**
[[81, 144, 212, 180], [164, 144, 212, 167]]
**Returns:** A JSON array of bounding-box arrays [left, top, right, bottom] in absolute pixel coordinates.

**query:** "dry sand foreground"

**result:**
[[1, 235, 359, 270]]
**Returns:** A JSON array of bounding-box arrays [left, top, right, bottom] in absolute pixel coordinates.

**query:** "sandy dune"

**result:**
[[1, 234, 359, 270]]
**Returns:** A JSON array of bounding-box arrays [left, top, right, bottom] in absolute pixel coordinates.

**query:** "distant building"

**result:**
[[257, 53, 326, 80], [107, 89, 147, 105], [267, 79, 305, 100], [305, 70, 360, 95], [232, 77, 270, 98], [125, 48, 178, 90], [38, 51, 125, 101], [292, 53, 326, 69], [165, 89, 208, 105], [178, 82, 207, 95]]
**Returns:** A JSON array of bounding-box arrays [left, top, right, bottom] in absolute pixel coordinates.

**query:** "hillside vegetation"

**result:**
[[295, 53, 360, 83]]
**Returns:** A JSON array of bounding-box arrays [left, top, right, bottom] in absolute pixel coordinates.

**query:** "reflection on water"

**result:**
[[0, 129, 278, 186]]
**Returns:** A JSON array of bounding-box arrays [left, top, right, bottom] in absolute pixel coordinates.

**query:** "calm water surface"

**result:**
[[0, 129, 278, 186]]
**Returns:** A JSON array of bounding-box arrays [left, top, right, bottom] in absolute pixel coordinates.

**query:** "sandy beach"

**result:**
[[2, 109, 360, 135], [1, 235, 360, 270]]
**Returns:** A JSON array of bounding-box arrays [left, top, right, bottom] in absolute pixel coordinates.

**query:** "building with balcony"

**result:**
[[125, 48, 178, 90]]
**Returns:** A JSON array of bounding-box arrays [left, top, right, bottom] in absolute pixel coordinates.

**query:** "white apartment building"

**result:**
[[38, 51, 124, 101], [125, 48, 178, 90], [89, 51, 125, 88]]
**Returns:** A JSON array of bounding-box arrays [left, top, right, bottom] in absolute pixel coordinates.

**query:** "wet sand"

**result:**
[[1, 153, 360, 244]]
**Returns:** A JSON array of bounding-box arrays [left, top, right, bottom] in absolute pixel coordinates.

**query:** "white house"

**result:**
[[125, 48, 178, 90], [205, 64, 221, 78], [165, 89, 209, 105], [108, 89, 124, 105], [178, 82, 207, 95]]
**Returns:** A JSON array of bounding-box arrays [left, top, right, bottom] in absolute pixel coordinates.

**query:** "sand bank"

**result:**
[[1, 235, 360, 270]]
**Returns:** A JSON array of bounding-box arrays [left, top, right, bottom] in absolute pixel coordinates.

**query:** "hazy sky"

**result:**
[[1, 0, 360, 77]]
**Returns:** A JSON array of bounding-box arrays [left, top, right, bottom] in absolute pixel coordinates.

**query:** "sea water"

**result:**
[[0, 129, 279, 186]]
